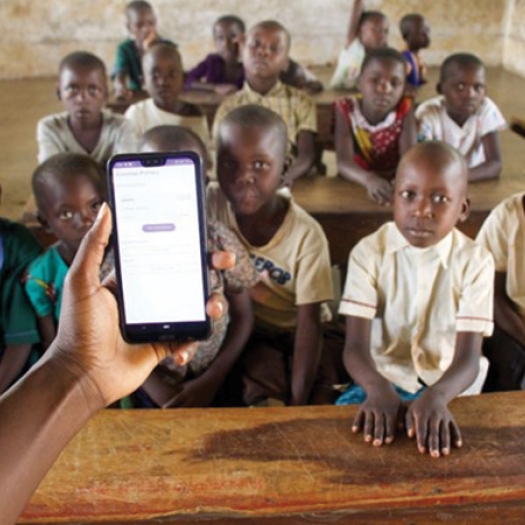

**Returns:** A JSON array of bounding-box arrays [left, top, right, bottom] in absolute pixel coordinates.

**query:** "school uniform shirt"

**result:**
[[329, 39, 366, 90], [184, 53, 244, 90], [339, 222, 494, 394], [416, 96, 506, 168], [124, 98, 209, 145], [211, 81, 317, 149], [477, 192, 525, 322], [207, 183, 333, 331], [36, 110, 138, 164]]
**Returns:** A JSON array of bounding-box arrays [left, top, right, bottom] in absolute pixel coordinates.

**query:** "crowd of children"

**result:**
[[0, 0, 523, 459]]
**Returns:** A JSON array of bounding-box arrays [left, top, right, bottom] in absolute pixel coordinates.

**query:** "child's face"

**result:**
[[394, 151, 468, 248], [359, 15, 389, 51], [143, 51, 184, 110], [439, 64, 486, 126], [127, 7, 156, 43], [358, 58, 405, 123], [58, 66, 108, 126], [242, 26, 289, 84], [40, 174, 104, 259], [217, 122, 285, 217], [214, 21, 244, 63], [405, 18, 430, 50]]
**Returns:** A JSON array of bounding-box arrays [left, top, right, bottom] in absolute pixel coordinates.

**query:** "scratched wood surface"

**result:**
[[19, 391, 525, 524]]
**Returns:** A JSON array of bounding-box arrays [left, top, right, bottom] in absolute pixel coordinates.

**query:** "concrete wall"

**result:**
[[0, 0, 515, 79], [503, 0, 525, 76]]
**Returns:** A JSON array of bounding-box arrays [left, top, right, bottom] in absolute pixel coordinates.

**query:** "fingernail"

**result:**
[[94, 202, 108, 226], [177, 350, 189, 365]]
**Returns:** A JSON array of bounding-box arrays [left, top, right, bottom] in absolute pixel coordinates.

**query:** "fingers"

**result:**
[[206, 292, 228, 320], [211, 251, 236, 272], [352, 408, 394, 446]]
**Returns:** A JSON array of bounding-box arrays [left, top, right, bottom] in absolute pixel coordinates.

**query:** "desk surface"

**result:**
[[20, 391, 525, 524]]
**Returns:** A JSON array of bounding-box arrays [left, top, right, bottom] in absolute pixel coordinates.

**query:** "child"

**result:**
[[210, 105, 334, 406], [125, 42, 209, 145], [37, 51, 138, 165], [338, 141, 494, 457], [129, 125, 258, 408], [212, 20, 317, 185], [476, 194, 525, 391], [416, 53, 506, 182], [399, 13, 430, 91], [330, 0, 389, 90], [112, 0, 171, 101], [184, 15, 245, 95], [334, 48, 417, 205], [0, 185, 42, 394], [25, 153, 108, 351]]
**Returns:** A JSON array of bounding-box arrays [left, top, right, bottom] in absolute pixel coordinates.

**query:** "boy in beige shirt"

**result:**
[[338, 141, 494, 457]]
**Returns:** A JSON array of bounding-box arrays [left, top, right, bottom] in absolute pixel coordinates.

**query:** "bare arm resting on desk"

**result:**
[[0, 204, 230, 525]]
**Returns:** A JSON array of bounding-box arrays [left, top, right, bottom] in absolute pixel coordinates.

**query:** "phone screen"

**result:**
[[108, 153, 210, 342]]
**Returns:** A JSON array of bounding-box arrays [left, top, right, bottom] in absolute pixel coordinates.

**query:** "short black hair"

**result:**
[[140, 125, 207, 155], [58, 51, 106, 77], [218, 105, 288, 159], [399, 13, 424, 39], [359, 11, 387, 29], [440, 53, 485, 83], [126, 0, 153, 16], [249, 20, 291, 50], [360, 47, 407, 75], [32, 153, 104, 214], [214, 15, 245, 33]]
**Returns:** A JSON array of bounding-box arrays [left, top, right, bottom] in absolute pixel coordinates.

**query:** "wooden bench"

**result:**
[[20, 391, 525, 524]]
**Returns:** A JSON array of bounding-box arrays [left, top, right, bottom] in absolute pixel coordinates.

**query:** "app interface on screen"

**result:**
[[112, 158, 206, 324]]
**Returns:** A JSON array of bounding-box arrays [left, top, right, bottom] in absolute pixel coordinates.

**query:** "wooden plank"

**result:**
[[20, 391, 525, 524]]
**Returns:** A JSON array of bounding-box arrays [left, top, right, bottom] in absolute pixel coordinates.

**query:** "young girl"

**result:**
[[24, 153, 109, 351], [334, 48, 417, 205]]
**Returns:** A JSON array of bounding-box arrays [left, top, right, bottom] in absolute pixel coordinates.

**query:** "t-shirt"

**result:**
[[329, 39, 366, 90], [476, 193, 525, 322], [402, 50, 426, 87], [184, 53, 244, 90], [207, 183, 333, 330], [339, 222, 494, 394], [416, 96, 507, 167], [36, 110, 138, 165], [125, 98, 209, 145]]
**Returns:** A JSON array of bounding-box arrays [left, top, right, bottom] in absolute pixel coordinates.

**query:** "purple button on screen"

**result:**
[[142, 223, 176, 232], [114, 160, 143, 168], [166, 158, 194, 166]]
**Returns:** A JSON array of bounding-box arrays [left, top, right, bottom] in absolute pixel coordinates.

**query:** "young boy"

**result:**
[[330, 0, 389, 90], [338, 141, 494, 457], [0, 185, 41, 394], [112, 0, 171, 100], [37, 51, 138, 165], [476, 194, 525, 391], [399, 13, 430, 91], [25, 153, 107, 351], [129, 125, 258, 408], [416, 53, 506, 182], [210, 105, 333, 406], [125, 42, 209, 145], [212, 21, 317, 185]]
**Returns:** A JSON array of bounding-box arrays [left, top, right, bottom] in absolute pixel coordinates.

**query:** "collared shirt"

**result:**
[[477, 192, 525, 321], [339, 222, 494, 393], [212, 80, 317, 148], [416, 96, 506, 168]]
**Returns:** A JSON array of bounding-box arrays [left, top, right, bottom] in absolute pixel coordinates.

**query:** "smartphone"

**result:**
[[107, 151, 211, 343]]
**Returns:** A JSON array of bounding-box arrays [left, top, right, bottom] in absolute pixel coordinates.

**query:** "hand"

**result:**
[[214, 83, 238, 96], [142, 28, 159, 50], [164, 373, 220, 408], [352, 384, 402, 446], [405, 390, 462, 458], [113, 81, 132, 102], [51, 203, 231, 412], [366, 175, 394, 205], [305, 80, 324, 94]]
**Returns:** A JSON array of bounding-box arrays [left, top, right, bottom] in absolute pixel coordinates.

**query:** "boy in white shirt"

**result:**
[[338, 141, 494, 457]]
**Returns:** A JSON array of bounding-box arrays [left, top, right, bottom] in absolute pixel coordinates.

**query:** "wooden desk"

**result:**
[[20, 391, 525, 524]]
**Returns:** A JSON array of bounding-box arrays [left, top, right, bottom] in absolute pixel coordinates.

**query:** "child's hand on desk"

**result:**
[[352, 384, 402, 446], [113, 80, 132, 102], [214, 83, 239, 96], [164, 373, 219, 408], [365, 174, 394, 206], [405, 390, 462, 458]]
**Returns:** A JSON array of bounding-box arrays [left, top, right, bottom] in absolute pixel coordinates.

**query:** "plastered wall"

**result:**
[[0, 0, 518, 80]]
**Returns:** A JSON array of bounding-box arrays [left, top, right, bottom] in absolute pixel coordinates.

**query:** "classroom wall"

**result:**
[[503, 0, 525, 76], [0, 0, 515, 80]]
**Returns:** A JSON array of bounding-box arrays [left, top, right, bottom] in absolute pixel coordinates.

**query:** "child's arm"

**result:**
[[113, 72, 132, 101], [283, 130, 316, 185], [398, 107, 418, 156], [405, 332, 482, 458], [37, 315, 56, 351], [334, 106, 394, 204], [468, 131, 502, 181], [290, 302, 323, 405], [346, 0, 364, 47], [492, 272, 525, 347], [343, 314, 402, 445], [165, 289, 253, 407], [0, 344, 33, 394]]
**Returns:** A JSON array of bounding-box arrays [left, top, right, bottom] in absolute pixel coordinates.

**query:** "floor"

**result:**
[[0, 67, 524, 220]]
